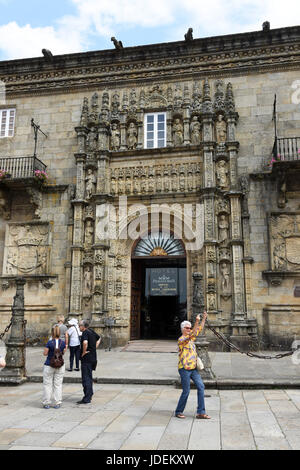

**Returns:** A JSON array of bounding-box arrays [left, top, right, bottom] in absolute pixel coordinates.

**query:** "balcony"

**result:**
[[0, 156, 47, 179], [272, 137, 300, 162], [0, 156, 47, 189]]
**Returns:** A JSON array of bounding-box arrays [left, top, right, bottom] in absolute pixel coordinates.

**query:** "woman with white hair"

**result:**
[[175, 312, 210, 419]]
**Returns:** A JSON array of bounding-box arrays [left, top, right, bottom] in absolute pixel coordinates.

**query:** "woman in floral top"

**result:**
[[175, 312, 210, 419]]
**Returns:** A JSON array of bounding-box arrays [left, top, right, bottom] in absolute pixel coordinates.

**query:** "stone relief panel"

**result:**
[[269, 213, 300, 271], [110, 162, 201, 196], [3, 223, 51, 276]]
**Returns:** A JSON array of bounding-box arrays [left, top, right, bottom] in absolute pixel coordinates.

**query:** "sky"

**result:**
[[0, 0, 300, 61]]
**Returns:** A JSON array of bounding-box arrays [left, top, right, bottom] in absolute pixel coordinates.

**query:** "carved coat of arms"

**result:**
[[4, 223, 50, 275]]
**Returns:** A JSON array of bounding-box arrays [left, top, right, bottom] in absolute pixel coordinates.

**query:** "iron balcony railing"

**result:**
[[273, 137, 300, 162], [0, 156, 47, 179]]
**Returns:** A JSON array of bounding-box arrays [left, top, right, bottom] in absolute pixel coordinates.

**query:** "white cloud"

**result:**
[[0, 21, 84, 60], [0, 0, 300, 60]]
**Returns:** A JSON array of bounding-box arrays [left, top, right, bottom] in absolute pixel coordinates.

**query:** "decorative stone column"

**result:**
[[96, 152, 110, 194], [1, 278, 27, 384], [192, 272, 215, 380], [69, 152, 86, 319], [120, 112, 127, 151]]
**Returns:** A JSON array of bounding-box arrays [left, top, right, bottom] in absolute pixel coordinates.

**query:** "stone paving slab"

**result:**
[[2, 345, 299, 389], [0, 382, 300, 450]]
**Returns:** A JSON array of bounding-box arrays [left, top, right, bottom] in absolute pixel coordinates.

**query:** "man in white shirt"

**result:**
[[66, 318, 81, 372]]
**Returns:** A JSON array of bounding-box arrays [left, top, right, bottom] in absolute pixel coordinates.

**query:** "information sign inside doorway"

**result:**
[[150, 268, 178, 296]]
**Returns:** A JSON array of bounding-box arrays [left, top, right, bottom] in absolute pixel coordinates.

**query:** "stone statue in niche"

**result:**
[[127, 122, 137, 150], [85, 169, 96, 199], [83, 265, 93, 294], [216, 160, 228, 189], [172, 118, 183, 146], [86, 126, 98, 152], [220, 262, 231, 293], [215, 115, 227, 143], [207, 293, 216, 310], [190, 116, 201, 144], [110, 123, 120, 151], [218, 214, 229, 243], [84, 220, 94, 246]]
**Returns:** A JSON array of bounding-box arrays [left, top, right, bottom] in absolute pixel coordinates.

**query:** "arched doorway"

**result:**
[[130, 232, 186, 340]]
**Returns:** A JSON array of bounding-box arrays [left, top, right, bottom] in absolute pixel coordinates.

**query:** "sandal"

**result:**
[[196, 414, 211, 419], [175, 413, 186, 419]]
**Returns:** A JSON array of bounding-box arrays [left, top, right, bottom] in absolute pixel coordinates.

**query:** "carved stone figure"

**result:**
[[110, 123, 120, 151], [172, 118, 183, 146], [85, 169, 96, 199], [215, 115, 227, 143], [207, 293, 216, 310], [86, 127, 98, 152], [127, 122, 137, 149], [85, 220, 94, 246], [218, 215, 229, 243], [83, 265, 92, 294], [190, 116, 201, 144], [220, 262, 231, 293], [216, 160, 228, 189], [184, 28, 193, 41], [111, 36, 123, 49]]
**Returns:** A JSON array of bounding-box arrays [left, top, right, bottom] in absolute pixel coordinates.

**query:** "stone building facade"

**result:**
[[0, 24, 300, 349]]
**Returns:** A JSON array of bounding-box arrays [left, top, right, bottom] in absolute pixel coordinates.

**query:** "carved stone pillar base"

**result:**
[[0, 278, 27, 385], [229, 319, 258, 352], [195, 338, 215, 380], [0, 346, 27, 385]]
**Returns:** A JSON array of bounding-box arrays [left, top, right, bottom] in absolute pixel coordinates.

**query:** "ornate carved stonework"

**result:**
[[3, 223, 51, 276], [269, 213, 300, 272]]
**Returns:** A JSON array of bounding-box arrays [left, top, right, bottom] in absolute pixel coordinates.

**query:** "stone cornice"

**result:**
[[1, 25, 300, 97]]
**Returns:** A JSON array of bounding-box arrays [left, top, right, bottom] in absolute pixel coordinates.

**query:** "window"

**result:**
[[0, 108, 16, 138], [144, 112, 166, 149]]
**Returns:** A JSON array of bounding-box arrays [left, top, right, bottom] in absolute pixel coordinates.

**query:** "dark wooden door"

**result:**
[[130, 260, 142, 340]]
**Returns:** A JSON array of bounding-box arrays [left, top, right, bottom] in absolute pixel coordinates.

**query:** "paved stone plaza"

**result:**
[[0, 382, 300, 450]]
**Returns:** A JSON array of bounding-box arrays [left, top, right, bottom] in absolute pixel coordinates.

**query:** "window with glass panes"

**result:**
[[144, 113, 166, 148], [0, 108, 16, 138]]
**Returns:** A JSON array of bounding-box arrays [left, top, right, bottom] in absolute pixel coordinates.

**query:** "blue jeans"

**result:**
[[175, 368, 206, 415]]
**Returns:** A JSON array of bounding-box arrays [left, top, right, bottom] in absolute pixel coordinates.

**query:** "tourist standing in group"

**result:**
[[55, 315, 68, 342], [175, 312, 210, 419], [42, 325, 66, 409], [66, 318, 81, 372], [77, 320, 101, 405]]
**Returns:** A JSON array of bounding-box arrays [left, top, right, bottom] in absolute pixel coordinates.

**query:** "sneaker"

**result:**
[[75, 368, 80, 371], [67, 369, 73, 372], [43, 405, 50, 409]]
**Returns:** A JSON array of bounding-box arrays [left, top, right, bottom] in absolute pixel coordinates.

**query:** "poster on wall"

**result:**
[[150, 268, 178, 296]]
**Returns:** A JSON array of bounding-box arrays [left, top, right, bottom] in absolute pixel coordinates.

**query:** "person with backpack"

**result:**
[[42, 325, 66, 409]]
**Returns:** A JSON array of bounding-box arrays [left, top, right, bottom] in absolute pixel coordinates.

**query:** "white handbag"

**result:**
[[197, 356, 204, 371]]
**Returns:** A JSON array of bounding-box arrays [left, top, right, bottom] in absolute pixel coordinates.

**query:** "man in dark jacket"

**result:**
[[77, 320, 101, 404]]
